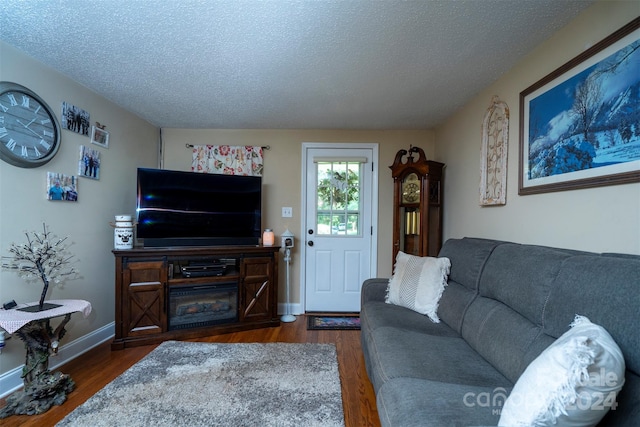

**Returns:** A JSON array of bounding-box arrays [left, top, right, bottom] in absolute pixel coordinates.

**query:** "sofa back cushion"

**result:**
[[479, 244, 584, 324], [461, 243, 585, 383], [437, 238, 501, 333], [544, 253, 640, 426], [455, 239, 639, 425], [543, 254, 640, 376]]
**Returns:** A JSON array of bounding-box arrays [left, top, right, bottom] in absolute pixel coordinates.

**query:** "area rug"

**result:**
[[56, 341, 344, 427], [307, 315, 360, 330]]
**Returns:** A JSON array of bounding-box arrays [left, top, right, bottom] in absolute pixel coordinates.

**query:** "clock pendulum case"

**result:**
[[390, 146, 444, 264], [0, 82, 61, 168]]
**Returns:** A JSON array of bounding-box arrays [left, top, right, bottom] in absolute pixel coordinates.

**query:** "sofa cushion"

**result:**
[[386, 251, 451, 322], [462, 243, 578, 384], [437, 237, 502, 332], [543, 255, 640, 376], [542, 254, 640, 426], [365, 326, 512, 392], [438, 237, 503, 291], [361, 278, 460, 392], [361, 278, 390, 304], [361, 300, 459, 339], [599, 373, 640, 426], [478, 243, 576, 325], [377, 377, 504, 427], [499, 316, 625, 427], [463, 297, 551, 383]]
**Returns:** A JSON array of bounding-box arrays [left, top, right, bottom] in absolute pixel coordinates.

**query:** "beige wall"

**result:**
[[436, 1, 640, 254], [160, 128, 435, 304], [0, 41, 158, 375]]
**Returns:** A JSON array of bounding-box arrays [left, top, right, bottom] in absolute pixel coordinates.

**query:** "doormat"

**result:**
[[307, 315, 360, 330]]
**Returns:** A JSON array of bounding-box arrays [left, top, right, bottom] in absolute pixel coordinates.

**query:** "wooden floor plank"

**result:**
[[0, 316, 379, 427]]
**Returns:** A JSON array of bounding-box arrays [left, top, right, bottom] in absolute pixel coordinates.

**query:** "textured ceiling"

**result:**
[[0, 0, 593, 130]]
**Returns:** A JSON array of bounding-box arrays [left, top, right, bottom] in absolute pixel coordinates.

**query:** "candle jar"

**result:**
[[262, 229, 275, 246]]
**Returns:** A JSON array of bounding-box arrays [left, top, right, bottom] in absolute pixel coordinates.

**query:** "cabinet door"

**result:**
[[240, 257, 273, 321], [122, 259, 167, 337]]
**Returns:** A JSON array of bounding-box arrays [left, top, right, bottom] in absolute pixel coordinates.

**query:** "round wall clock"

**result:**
[[0, 82, 61, 168]]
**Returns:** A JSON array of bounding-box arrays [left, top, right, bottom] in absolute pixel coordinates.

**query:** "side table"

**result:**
[[0, 299, 91, 418]]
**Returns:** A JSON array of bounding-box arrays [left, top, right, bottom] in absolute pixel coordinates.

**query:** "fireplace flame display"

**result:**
[[169, 283, 238, 330]]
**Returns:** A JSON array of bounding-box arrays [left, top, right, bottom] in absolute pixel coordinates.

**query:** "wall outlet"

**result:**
[[282, 207, 293, 218]]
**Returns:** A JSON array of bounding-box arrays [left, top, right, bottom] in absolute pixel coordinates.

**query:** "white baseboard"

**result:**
[[0, 322, 115, 398]]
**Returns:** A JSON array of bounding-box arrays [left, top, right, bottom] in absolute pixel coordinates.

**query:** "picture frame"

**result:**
[[519, 18, 640, 195], [91, 125, 109, 148], [61, 102, 90, 136], [78, 145, 101, 180], [47, 172, 78, 202]]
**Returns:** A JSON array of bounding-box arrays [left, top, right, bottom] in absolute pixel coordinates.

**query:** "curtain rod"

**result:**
[[185, 144, 270, 150]]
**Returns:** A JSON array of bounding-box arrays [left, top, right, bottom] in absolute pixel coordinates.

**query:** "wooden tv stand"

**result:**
[[112, 245, 279, 350]]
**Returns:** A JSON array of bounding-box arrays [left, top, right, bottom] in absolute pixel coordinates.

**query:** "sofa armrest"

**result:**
[[361, 278, 389, 304]]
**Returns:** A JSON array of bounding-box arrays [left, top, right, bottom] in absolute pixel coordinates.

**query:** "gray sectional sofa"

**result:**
[[361, 237, 639, 426]]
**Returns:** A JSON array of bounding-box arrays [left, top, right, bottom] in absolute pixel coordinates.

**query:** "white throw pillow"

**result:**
[[385, 251, 451, 322], [498, 315, 625, 427]]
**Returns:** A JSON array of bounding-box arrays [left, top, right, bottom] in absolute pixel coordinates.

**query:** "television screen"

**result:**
[[136, 168, 262, 247]]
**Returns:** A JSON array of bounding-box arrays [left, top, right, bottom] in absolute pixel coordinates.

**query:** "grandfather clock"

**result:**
[[390, 146, 444, 264]]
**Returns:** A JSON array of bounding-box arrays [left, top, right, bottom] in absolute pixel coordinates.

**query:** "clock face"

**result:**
[[0, 82, 61, 168], [402, 173, 420, 203]]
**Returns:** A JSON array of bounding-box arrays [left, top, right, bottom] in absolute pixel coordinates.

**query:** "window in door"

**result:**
[[315, 160, 362, 236]]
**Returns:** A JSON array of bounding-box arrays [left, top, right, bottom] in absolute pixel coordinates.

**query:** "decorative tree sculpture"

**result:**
[[0, 223, 80, 418], [2, 223, 77, 311]]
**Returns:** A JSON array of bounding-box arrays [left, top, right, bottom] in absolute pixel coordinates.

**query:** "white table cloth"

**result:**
[[0, 299, 91, 334]]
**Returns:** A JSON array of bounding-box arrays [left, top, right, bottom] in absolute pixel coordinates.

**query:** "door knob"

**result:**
[[308, 241, 314, 247]]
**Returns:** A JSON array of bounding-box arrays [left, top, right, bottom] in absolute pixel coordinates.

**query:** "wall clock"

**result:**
[[390, 146, 445, 263], [401, 173, 421, 203], [0, 82, 61, 168]]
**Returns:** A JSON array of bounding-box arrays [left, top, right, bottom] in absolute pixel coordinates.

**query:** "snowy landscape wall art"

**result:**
[[519, 19, 640, 195]]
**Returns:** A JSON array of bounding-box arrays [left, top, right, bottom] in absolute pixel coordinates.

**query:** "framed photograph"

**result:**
[[61, 102, 90, 136], [91, 125, 109, 148], [78, 145, 101, 180], [47, 172, 78, 202], [519, 18, 640, 195]]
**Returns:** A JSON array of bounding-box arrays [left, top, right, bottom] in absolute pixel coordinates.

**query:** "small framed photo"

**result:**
[[47, 172, 78, 202], [61, 102, 90, 136], [91, 126, 109, 148], [78, 145, 101, 180]]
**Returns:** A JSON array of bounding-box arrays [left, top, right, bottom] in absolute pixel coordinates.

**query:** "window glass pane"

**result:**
[[317, 213, 331, 235], [347, 214, 359, 235], [331, 214, 347, 235], [315, 160, 362, 236], [317, 163, 332, 210]]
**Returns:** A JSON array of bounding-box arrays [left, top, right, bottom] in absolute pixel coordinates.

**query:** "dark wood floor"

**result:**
[[0, 315, 380, 427]]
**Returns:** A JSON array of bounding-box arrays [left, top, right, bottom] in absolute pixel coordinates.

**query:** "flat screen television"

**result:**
[[136, 168, 262, 247]]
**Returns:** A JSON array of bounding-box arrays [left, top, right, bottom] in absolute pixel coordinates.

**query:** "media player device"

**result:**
[[181, 262, 227, 278]]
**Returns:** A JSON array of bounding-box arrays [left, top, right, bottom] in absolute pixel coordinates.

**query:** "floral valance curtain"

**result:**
[[191, 145, 264, 176]]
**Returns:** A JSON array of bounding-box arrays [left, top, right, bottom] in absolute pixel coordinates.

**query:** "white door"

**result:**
[[302, 144, 378, 312]]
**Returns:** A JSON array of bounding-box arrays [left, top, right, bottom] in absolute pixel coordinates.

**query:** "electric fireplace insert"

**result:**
[[168, 283, 238, 330]]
